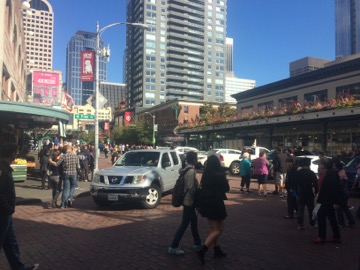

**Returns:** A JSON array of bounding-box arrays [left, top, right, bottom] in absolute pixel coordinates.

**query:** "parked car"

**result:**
[[295, 155, 344, 177], [90, 149, 182, 209], [242, 146, 271, 161], [196, 151, 209, 168], [343, 156, 360, 191], [207, 148, 242, 175], [173, 146, 199, 154]]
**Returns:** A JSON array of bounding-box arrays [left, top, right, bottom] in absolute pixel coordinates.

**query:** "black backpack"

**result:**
[[171, 167, 191, 207]]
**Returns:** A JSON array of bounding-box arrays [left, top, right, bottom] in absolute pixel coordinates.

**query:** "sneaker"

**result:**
[[25, 264, 40, 270], [245, 190, 251, 194], [75, 186, 80, 190], [240, 188, 244, 193], [297, 225, 305, 230], [263, 193, 267, 197], [313, 237, 325, 244], [168, 247, 185, 255]]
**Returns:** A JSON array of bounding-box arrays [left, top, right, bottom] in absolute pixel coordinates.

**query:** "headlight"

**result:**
[[133, 175, 146, 184], [93, 174, 100, 183]]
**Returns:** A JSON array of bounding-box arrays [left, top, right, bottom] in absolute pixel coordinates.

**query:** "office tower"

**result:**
[[335, 0, 360, 59], [22, 0, 54, 70], [66, 31, 108, 106], [100, 82, 126, 112], [289, 57, 330, 77], [225, 37, 233, 75], [125, 0, 227, 109], [225, 76, 255, 103]]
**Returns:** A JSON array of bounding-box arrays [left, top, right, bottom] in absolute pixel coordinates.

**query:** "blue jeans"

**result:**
[[170, 205, 201, 248], [0, 215, 26, 270], [61, 173, 78, 207]]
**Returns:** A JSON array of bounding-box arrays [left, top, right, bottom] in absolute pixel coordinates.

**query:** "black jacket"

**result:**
[[0, 160, 16, 215], [317, 169, 344, 205], [295, 168, 318, 198]]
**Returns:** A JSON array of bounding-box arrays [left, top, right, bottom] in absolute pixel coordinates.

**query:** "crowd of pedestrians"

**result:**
[[38, 140, 95, 209], [248, 147, 357, 244]]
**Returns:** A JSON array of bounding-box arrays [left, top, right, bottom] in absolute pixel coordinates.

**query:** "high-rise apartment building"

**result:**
[[125, 0, 227, 109], [66, 31, 108, 106], [335, 0, 360, 59], [22, 0, 54, 70]]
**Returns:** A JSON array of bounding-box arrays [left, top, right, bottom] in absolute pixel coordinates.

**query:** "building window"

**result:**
[[304, 90, 328, 105], [184, 105, 189, 114]]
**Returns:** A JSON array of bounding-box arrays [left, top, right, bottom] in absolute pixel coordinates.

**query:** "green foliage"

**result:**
[[113, 119, 153, 145]]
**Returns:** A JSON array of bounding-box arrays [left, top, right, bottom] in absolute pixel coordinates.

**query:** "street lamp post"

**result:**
[[94, 21, 148, 172], [144, 112, 156, 148]]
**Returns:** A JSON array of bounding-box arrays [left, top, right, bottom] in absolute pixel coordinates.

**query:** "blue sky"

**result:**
[[52, 0, 334, 87]]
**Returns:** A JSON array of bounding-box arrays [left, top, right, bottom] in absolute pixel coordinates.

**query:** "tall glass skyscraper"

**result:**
[[335, 0, 360, 59], [125, 0, 227, 109], [66, 31, 108, 105]]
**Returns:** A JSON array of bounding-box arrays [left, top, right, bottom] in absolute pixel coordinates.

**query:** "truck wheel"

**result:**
[[230, 161, 240, 175], [93, 197, 113, 208], [142, 184, 162, 209]]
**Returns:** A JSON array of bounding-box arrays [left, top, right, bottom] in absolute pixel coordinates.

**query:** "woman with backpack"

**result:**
[[196, 155, 230, 264], [168, 151, 201, 256]]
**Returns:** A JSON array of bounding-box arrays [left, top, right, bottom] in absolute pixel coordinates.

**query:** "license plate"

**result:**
[[108, 194, 118, 201]]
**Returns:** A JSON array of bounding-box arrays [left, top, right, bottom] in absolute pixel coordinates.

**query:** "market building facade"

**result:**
[[178, 55, 360, 157]]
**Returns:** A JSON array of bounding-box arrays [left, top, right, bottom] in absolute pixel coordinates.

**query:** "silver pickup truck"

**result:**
[[90, 149, 182, 209]]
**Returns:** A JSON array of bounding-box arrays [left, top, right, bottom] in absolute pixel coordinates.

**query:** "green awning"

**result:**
[[0, 101, 70, 129]]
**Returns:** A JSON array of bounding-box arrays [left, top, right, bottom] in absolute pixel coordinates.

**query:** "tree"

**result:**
[[112, 119, 153, 145]]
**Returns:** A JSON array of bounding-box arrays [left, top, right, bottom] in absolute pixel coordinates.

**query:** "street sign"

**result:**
[[75, 114, 95, 120]]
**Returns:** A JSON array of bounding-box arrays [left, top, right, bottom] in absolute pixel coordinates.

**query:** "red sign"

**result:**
[[32, 71, 60, 105], [33, 71, 59, 86], [124, 112, 132, 125], [80, 51, 95, 82], [104, 121, 110, 131]]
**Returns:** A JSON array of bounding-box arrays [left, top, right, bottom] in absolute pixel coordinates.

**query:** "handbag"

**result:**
[[312, 203, 321, 221]]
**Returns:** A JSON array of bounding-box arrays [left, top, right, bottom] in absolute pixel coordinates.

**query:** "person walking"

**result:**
[[50, 144, 80, 209], [295, 158, 318, 230], [48, 149, 63, 208], [240, 152, 252, 193], [0, 143, 39, 270], [284, 157, 298, 219], [314, 158, 344, 243], [197, 155, 230, 264], [77, 145, 90, 182], [39, 143, 52, 190], [253, 151, 269, 196], [333, 158, 355, 228], [88, 145, 95, 181], [272, 147, 288, 196], [168, 151, 202, 255]]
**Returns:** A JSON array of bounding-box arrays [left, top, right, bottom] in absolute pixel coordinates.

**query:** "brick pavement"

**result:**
[[1, 154, 359, 270]]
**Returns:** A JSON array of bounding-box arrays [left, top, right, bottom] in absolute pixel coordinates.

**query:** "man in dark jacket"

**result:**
[[273, 147, 288, 196], [295, 157, 318, 230], [314, 158, 344, 243], [284, 157, 298, 219], [0, 143, 39, 270]]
